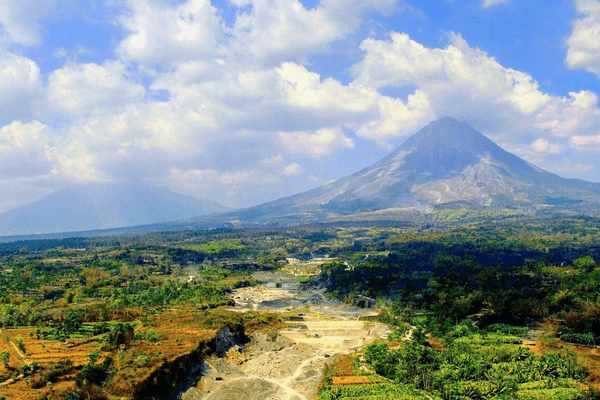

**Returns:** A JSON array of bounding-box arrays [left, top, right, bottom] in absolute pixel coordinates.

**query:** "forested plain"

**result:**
[[1, 215, 600, 399]]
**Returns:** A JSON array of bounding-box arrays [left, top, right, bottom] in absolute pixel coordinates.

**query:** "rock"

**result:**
[[181, 387, 204, 400], [250, 332, 294, 353], [202, 377, 283, 400], [349, 295, 376, 308], [274, 334, 294, 349], [307, 294, 323, 305], [215, 325, 248, 358]]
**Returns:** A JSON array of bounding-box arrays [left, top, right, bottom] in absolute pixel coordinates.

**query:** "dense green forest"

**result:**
[[1, 216, 600, 399]]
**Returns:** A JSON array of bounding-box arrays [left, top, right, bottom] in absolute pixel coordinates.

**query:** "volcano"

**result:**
[[226, 118, 600, 224]]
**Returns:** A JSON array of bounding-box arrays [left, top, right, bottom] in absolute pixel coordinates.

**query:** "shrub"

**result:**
[[75, 356, 113, 388], [87, 351, 101, 364], [62, 391, 81, 400], [145, 329, 159, 343], [135, 354, 150, 366], [106, 323, 134, 348], [560, 332, 595, 346], [32, 359, 73, 388], [15, 334, 24, 352], [0, 350, 9, 368]]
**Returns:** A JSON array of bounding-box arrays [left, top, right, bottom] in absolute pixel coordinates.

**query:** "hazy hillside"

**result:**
[[0, 183, 229, 236]]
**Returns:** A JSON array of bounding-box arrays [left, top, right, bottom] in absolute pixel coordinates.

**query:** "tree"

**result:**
[[63, 309, 83, 334], [0, 350, 10, 368], [574, 255, 596, 272]]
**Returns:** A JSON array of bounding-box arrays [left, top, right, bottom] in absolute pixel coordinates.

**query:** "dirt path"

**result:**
[[9, 341, 25, 359], [0, 328, 29, 388], [0, 327, 27, 359]]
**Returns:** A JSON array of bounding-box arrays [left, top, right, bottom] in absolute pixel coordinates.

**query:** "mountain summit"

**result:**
[[228, 118, 600, 224], [392, 117, 534, 182]]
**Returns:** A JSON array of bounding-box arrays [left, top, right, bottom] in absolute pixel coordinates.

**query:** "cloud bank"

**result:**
[[0, 0, 598, 211]]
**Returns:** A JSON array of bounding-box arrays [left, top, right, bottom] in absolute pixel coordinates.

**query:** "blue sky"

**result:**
[[1, 0, 600, 211]]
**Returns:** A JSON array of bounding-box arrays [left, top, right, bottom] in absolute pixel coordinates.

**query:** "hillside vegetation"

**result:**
[[0, 217, 600, 398]]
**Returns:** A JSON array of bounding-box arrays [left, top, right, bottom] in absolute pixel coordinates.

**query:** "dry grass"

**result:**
[[0, 327, 103, 400], [428, 337, 446, 350], [332, 376, 371, 385], [326, 354, 359, 377], [526, 329, 600, 392]]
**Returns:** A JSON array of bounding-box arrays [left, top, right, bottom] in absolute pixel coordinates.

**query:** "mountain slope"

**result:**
[[225, 118, 600, 224], [0, 183, 229, 236]]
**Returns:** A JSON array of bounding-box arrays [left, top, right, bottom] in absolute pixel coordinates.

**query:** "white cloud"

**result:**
[[0, 52, 42, 119], [0, 120, 51, 153], [150, 60, 379, 141], [229, 0, 398, 63], [47, 61, 145, 115], [280, 128, 355, 157], [0, 0, 76, 45], [116, 0, 401, 68], [49, 140, 98, 181], [0, 121, 56, 181], [531, 90, 600, 139], [230, 0, 341, 60], [350, 32, 600, 143], [169, 166, 285, 206], [571, 134, 600, 148], [482, 0, 510, 8], [566, 0, 600, 77], [117, 0, 223, 65], [570, 89, 599, 109], [353, 32, 551, 118], [283, 162, 303, 176], [529, 138, 565, 154], [277, 62, 378, 112], [357, 90, 434, 142]]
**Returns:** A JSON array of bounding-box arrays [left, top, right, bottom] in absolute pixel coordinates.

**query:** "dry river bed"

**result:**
[[182, 272, 391, 400]]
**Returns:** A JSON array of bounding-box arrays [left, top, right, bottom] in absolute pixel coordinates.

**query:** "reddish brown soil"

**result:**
[[332, 376, 371, 385], [0, 311, 219, 400]]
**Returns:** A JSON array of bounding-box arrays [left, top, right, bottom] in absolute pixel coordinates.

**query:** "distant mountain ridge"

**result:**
[[220, 118, 600, 225], [3, 118, 600, 238], [0, 183, 230, 236]]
